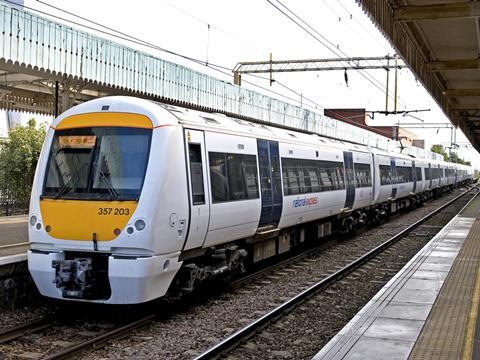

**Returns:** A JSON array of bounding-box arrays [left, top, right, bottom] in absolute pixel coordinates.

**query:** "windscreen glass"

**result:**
[[43, 127, 152, 200]]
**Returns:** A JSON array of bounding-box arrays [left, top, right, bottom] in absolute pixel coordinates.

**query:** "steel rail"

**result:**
[[44, 313, 158, 360], [0, 316, 53, 344], [194, 187, 478, 360]]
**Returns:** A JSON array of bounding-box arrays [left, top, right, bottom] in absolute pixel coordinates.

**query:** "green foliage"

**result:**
[[449, 151, 471, 166], [430, 144, 449, 161], [430, 144, 470, 165], [0, 119, 46, 210]]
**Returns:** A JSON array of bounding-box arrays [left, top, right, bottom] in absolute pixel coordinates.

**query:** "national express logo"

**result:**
[[292, 197, 318, 208]]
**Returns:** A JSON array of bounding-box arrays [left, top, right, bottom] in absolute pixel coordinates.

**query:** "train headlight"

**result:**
[[126, 226, 135, 235], [134, 219, 146, 231], [29, 215, 37, 226]]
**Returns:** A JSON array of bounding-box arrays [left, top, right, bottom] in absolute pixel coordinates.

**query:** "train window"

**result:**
[[354, 163, 372, 188], [189, 144, 205, 205], [282, 158, 301, 195], [416, 167, 422, 182], [209, 152, 259, 203], [44, 127, 152, 200], [281, 158, 344, 195], [424, 167, 430, 180], [379, 165, 391, 185], [396, 166, 413, 183], [304, 160, 321, 192], [227, 154, 259, 200], [209, 153, 229, 202]]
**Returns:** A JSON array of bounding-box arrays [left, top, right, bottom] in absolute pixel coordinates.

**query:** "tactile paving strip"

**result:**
[[409, 218, 480, 359]]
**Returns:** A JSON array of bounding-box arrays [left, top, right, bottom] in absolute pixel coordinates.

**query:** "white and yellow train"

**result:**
[[27, 96, 473, 304]]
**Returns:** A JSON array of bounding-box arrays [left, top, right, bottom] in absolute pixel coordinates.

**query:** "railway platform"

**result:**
[[314, 190, 480, 360], [0, 215, 28, 267]]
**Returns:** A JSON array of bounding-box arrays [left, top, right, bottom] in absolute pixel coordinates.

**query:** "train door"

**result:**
[[183, 129, 210, 250], [257, 139, 283, 229], [343, 151, 355, 209], [412, 161, 417, 193], [390, 157, 398, 198]]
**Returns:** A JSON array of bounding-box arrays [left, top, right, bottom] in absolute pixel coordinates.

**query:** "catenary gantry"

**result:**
[[356, 0, 480, 153]]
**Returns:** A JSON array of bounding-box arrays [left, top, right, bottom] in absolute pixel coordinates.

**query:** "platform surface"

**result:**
[[314, 191, 480, 360], [0, 215, 29, 265]]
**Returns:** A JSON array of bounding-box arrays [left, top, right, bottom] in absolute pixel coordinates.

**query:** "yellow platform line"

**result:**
[[463, 264, 480, 359]]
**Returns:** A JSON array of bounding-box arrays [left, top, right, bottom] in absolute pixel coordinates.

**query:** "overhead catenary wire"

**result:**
[[271, 0, 393, 92], [266, 0, 406, 107], [333, 0, 387, 49], [269, 0, 396, 96]]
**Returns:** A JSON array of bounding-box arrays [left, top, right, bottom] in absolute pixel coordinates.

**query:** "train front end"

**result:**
[[28, 97, 186, 304]]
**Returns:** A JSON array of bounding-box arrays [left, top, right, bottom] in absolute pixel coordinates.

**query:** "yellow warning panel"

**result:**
[[40, 199, 137, 241]]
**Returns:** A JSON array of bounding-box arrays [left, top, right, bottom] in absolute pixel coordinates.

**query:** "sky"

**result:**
[[10, 0, 480, 167]]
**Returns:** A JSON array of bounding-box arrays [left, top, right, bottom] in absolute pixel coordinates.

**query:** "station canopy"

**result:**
[[357, 0, 480, 152]]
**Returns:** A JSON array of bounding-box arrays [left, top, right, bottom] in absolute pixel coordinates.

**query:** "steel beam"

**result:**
[[451, 104, 480, 111], [426, 59, 480, 71], [445, 89, 480, 97], [395, 2, 480, 21], [233, 56, 406, 74]]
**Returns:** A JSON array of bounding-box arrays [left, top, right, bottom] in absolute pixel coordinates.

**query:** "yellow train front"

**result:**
[[28, 97, 189, 304]]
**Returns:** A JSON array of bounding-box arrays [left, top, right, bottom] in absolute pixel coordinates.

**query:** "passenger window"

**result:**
[[354, 163, 372, 187], [209, 152, 259, 203], [189, 144, 205, 205]]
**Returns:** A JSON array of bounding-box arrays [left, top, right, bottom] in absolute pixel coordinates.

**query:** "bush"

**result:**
[[0, 119, 46, 213]]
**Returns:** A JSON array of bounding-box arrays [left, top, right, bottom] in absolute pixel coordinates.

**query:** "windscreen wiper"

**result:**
[[98, 168, 119, 200], [55, 163, 88, 199]]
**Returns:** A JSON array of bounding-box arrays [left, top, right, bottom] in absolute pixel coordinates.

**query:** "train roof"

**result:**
[[52, 96, 470, 169]]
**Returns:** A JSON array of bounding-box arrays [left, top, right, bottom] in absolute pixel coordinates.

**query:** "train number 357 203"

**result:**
[[97, 208, 130, 216]]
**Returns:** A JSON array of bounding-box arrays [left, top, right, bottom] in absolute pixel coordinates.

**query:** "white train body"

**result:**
[[27, 97, 474, 304]]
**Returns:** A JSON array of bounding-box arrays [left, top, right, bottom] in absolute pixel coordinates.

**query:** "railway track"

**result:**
[[0, 316, 53, 344], [194, 187, 478, 360], [0, 310, 160, 360], [43, 313, 158, 360]]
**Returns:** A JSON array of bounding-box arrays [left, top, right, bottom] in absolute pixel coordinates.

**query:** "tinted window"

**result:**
[[416, 167, 422, 181], [189, 144, 205, 205], [425, 167, 430, 180], [380, 165, 391, 185], [44, 127, 151, 200], [282, 158, 344, 195], [396, 166, 413, 183], [354, 163, 372, 188], [209, 152, 259, 203]]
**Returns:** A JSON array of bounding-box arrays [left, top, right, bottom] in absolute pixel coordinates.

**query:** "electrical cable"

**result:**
[[268, 0, 406, 107]]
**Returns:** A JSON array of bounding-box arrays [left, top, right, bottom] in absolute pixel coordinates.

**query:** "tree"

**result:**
[[0, 119, 46, 211], [448, 151, 471, 166], [431, 144, 449, 161]]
